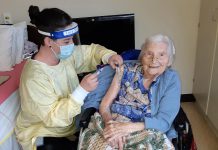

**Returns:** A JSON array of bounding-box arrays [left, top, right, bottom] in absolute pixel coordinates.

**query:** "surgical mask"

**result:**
[[51, 43, 75, 60]]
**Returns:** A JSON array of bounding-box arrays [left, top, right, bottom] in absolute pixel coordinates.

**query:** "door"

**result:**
[[207, 23, 218, 132]]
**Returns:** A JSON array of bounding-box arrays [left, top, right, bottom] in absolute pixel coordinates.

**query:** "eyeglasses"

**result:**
[[142, 51, 168, 61]]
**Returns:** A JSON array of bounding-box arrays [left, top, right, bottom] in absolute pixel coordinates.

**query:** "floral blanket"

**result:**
[[78, 112, 174, 150]]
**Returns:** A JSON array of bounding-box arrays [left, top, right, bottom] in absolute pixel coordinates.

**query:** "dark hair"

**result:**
[[28, 5, 72, 45]]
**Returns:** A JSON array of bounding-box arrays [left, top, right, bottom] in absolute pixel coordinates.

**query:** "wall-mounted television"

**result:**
[[73, 14, 135, 54]]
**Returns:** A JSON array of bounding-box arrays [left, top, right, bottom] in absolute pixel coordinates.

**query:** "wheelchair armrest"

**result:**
[[79, 107, 97, 128], [173, 107, 195, 150]]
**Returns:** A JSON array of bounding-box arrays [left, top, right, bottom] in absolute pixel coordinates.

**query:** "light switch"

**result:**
[[212, 8, 218, 22]]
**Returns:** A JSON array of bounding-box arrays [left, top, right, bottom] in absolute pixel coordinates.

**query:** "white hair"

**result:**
[[139, 34, 175, 66]]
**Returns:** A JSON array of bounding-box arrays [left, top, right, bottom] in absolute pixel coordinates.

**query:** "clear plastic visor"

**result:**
[[38, 22, 81, 45]]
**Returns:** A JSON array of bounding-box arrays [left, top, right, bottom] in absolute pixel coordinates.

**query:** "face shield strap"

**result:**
[[38, 22, 79, 39]]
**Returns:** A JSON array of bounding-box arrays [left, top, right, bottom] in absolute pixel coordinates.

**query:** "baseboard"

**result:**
[[181, 94, 196, 102], [195, 102, 218, 138]]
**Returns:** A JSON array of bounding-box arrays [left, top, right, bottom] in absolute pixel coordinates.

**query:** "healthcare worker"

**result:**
[[15, 5, 123, 150]]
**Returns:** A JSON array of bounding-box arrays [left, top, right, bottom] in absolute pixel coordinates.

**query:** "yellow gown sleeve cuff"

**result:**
[[71, 85, 89, 105], [102, 53, 116, 64]]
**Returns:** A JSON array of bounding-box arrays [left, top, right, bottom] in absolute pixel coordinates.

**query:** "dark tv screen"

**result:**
[[73, 14, 135, 54]]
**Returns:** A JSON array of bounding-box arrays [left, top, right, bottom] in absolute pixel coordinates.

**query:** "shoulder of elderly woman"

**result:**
[[159, 68, 181, 86]]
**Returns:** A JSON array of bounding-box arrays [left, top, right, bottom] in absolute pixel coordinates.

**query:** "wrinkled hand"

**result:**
[[108, 136, 126, 150], [80, 73, 98, 92], [103, 121, 131, 150], [108, 54, 123, 69]]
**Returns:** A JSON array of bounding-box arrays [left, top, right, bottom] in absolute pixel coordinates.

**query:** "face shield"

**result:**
[[38, 22, 81, 45]]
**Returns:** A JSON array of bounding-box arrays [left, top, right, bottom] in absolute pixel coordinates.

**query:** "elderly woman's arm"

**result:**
[[101, 66, 146, 149], [144, 70, 181, 133], [99, 68, 121, 123], [103, 70, 181, 142]]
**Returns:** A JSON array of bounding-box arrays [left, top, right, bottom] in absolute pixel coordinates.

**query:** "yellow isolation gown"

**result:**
[[15, 44, 116, 150]]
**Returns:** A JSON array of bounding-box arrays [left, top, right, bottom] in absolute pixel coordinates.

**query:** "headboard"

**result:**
[[73, 14, 135, 54]]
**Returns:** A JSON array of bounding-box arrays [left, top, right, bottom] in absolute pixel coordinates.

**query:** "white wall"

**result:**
[[0, 0, 201, 94]]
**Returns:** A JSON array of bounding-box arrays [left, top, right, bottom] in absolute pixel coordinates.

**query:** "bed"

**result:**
[[0, 61, 26, 150]]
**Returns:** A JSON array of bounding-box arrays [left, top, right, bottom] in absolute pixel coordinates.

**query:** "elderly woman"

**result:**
[[78, 34, 181, 150]]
